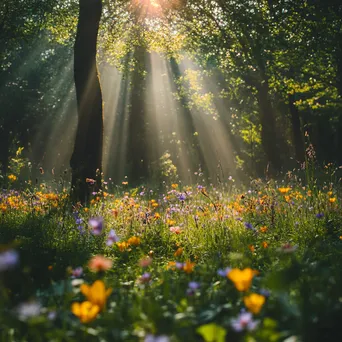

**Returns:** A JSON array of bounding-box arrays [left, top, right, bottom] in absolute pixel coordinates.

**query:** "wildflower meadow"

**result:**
[[1, 166, 342, 342]]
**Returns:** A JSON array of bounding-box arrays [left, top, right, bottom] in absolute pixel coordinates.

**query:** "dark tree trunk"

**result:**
[[127, 46, 150, 186], [336, 39, 342, 164], [256, 81, 281, 173], [288, 93, 305, 162], [70, 0, 103, 203]]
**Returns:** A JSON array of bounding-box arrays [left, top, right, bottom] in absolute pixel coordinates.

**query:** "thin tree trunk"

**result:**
[[288, 93, 305, 162], [256, 81, 281, 173], [70, 0, 103, 203]]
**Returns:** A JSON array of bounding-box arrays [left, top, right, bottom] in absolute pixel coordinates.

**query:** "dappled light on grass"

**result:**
[[1, 175, 342, 339]]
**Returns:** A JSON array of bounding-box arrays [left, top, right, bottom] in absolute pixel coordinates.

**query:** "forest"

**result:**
[[1, 0, 342, 341]]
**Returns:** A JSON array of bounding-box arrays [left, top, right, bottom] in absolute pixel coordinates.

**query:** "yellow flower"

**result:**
[[328, 191, 333, 196], [244, 293, 266, 314], [117, 241, 129, 252], [228, 268, 258, 292], [166, 261, 176, 270], [260, 226, 268, 233], [71, 301, 100, 323], [278, 187, 291, 194], [80, 280, 112, 310], [8, 174, 17, 182], [329, 197, 336, 203], [171, 183, 178, 189], [127, 236, 141, 246], [183, 261, 195, 274], [174, 247, 183, 257]]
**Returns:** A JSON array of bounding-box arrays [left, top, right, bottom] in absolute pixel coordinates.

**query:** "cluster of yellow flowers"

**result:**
[[71, 280, 112, 323], [228, 268, 265, 314], [116, 236, 141, 252]]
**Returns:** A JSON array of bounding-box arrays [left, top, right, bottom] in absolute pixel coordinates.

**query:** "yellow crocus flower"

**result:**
[[228, 268, 258, 292], [244, 293, 266, 314], [71, 301, 100, 323], [80, 280, 112, 310]]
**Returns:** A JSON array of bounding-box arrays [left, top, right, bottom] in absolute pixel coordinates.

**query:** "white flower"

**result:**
[[16, 301, 41, 321]]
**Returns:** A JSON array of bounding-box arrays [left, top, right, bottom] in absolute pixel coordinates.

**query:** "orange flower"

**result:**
[[259, 226, 268, 233], [171, 183, 178, 189], [127, 236, 141, 246], [174, 247, 183, 257], [244, 293, 266, 314], [183, 261, 195, 274], [117, 241, 129, 252], [80, 280, 112, 310], [329, 197, 336, 203], [71, 301, 100, 323], [88, 255, 113, 273], [278, 187, 291, 194], [262, 241, 268, 248], [228, 268, 258, 292], [248, 245, 255, 253], [8, 174, 17, 182], [166, 261, 176, 270]]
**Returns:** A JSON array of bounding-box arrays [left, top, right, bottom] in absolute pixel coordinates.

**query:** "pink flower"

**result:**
[[170, 226, 182, 234], [88, 255, 112, 273]]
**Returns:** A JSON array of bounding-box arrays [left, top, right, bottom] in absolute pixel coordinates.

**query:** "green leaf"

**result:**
[[196, 323, 226, 342]]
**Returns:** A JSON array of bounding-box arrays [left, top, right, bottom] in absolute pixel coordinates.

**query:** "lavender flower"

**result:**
[[178, 193, 186, 201], [316, 213, 324, 219], [106, 229, 120, 246], [231, 311, 259, 332], [139, 272, 152, 284], [0, 249, 19, 271], [187, 281, 200, 295], [145, 335, 170, 342], [217, 267, 231, 277], [71, 267, 83, 278], [89, 217, 104, 235], [244, 222, 254, 230]]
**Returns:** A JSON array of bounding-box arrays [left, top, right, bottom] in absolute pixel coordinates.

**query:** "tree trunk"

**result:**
[[70, 0, 103, 203], [256, 81, 281, 173], [288, 93, 305, 162]]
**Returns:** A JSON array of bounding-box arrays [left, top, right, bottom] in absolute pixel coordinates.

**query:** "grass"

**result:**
[[1, 172, 342, 341]]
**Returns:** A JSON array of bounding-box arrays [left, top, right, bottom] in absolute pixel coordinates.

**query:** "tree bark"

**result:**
[[288, 93, 305, 162], [70, 0, 103, 203], [256, 81, 281, 173]]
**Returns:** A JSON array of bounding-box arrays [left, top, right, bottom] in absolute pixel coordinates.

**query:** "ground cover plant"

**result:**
[[1, 165, 342, 342]]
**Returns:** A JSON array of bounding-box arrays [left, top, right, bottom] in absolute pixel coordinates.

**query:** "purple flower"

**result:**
[[259, 288, 271, 297], [106, 229, 120, 246], [71, 267, 83, 278], [139, 272, 151, 284], [231, 311, 259, 332], [89, 217, 104, 235], [145, 335, 170, 342], [244, 222, 254, 230], [178, 193, 186, 201], [175, 262, 184, 270], [217, 267, 231, 277], [188, 281, 200, 290], [187, 281, 200, 295], [0, 249, 19, 271], [316, 213, 324, 219]]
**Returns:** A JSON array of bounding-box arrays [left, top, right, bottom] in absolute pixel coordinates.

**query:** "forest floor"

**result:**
[[1, 172, 342, 341]]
